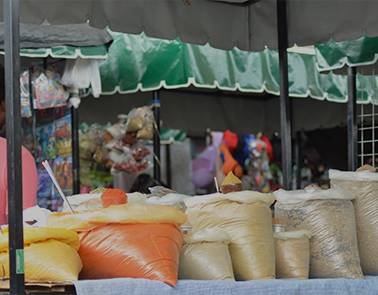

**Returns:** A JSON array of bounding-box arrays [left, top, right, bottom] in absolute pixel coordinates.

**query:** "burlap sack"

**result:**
[[179, 230, 234, 280], [274, 230, 311, 279], [185, 191, 275, 280], [274, 188, 363, 279], [330, 168, 378, 275]]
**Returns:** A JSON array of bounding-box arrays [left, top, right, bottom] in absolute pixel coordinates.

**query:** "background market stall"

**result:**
[[3, 0, 378, 294]]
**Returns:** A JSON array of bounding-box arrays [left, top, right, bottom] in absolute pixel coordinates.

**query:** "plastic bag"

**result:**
[[78, 223, 182, 285], [126, 106, 154, 140], [179, 230, 234, 280], [33, 67, 69, 109], [274, 188, 363, 279], [330, 168, 378, 275], [48, 204, 186, 286], [0, 227, 82, 282], [185, 191, 275, 280], [20, 71, 32, 118], [274, 230, 311, 279]]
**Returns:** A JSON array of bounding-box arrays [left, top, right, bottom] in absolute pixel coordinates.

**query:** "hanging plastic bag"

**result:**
[[61, 58, 102, 98], [185, 191, 275, 280], [274, 188, 363, 279], [0, 227, 82, 282], [126, 106, 154, 140], [192, 145, 217, 189], [330, 168, 378, 275], [274, 230, 311, 279], [48, 204, 186, 286], [179, 229, 234, 280]]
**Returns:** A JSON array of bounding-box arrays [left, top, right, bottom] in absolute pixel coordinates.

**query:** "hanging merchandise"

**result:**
[[274, 187, 363, 279], [20, 70, 32, 118], [126, 106, 154, 140], [192, 145, 217, 189], [245, 135, 272, 193], [219, 144, 243, 179], [32, 66, 69, 110], [61, 58, 102, 98], [223, 130, 238, 152]]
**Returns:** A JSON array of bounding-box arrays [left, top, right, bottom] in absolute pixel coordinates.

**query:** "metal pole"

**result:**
[[71, 106, 80, 194], [347, 66, 358, 171], [166, 144, 172, 188], [152, 91, 161, 182], [294, 131, 301, 189], [277, 0, 292, 189], [4, 0, 25, 294]]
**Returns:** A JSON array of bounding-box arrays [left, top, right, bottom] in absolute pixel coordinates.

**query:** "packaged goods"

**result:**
[[274, 188, 363, 279], [48, 204, 186, 286], [330, 168, 378, 275], [220, 172, 242, 194], [0, 227, 82, 282], [185, 191, 275, 280], [179, 230, 234, 280], [274, 230, 311, 279]]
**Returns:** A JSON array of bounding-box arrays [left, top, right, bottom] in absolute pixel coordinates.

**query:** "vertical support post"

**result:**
[[71, 106, 80, 194], [166, 144, 172, 188], [347, 66, 358, 171], [152, 91, 161, 182], [277, 0, 292, 189], [294, 131, 301, 189], [4, 0, 25, 294]]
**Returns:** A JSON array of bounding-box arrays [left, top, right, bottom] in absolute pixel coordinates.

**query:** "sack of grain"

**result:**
[[274, 230, 310, 279], [274, 187, 363, 279], [179, 229, 234, 280], [330, 168, 378, 275], [185, 191, 275, 280]]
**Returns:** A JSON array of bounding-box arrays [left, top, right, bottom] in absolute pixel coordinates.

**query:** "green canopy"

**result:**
[[100, 32, 378, 104], [315, 36, 378, 72]]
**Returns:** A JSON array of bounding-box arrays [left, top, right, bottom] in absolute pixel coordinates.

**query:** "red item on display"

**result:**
[[223, 130, 238, 152], [261, 135, 274, 162], [220, 144, 243, 178]]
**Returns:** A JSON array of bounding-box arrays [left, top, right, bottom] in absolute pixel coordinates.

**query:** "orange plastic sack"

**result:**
[[78, 223, 183, 286]]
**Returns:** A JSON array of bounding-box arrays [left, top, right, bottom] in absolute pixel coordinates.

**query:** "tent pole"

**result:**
[[152, 91, 161, 182], [347, 66, 358, 171], [4, 0, 25, 294], [277, 0, 292, 189], [71, 106, 80, 194]]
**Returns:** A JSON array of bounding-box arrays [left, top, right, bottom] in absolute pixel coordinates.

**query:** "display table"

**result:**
[[74, 277, 378, 295]]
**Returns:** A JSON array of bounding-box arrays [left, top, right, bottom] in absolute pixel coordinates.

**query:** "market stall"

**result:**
[[3, 1, 378, 294]]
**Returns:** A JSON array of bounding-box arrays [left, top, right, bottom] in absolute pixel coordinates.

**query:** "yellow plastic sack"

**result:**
[[330, 168, 378, 275], [185, 191, 275, 280], [179, 230, 234, 280], [48, 203, 187, 231], [274, 231, 311, 279], [0, 227, 82, 282], [274, 188, 363, 279]]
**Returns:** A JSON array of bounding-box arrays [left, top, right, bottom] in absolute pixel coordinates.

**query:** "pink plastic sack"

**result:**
[[0, 137, 37, 224]]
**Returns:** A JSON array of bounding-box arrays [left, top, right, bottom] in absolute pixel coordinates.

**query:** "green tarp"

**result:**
[[100, 32, 378, 104], [315, 36, 378, 72]]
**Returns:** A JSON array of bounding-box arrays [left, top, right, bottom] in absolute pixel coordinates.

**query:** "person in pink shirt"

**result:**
[[0, 69, 37, 225]]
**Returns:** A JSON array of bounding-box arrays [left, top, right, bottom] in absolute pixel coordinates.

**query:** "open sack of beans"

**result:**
[[274, 187, 363, 279], [48, 203, 186, 286], [330, 166, 378, 275], [179, 229, 234, 280], [274, 230, 311, 279], [185, 191, 275, 280]]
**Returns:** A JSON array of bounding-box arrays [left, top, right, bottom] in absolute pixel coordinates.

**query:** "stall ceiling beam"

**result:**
[[3, 0, 25, 294]]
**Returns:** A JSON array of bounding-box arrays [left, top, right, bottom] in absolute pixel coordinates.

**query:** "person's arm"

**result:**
[[5, 147, 38, 216]]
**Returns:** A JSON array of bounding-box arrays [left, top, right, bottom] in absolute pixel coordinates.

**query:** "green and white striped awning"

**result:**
[[0, 45, 109, 59], [100, 32, 378, 104]]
